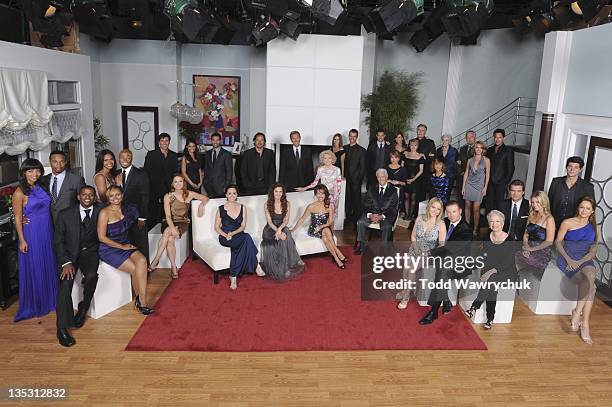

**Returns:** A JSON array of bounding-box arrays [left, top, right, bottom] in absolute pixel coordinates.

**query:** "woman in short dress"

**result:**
[[97, 185, 153, 315], [12, 159, 58, 322], [260, 183, 305, 280], [430, 158, 452, 204], [403, 138, 425, 220], [386, 150, 408, 215], [149, 174, 208, 278], [331, 133, 345, 177], [291, 184, 347, 269], [215, 184, 265, 290], [515, 191, 555, 274], [93, 149, 117, 203], [296, 150, 342, 220], [556, 196, 598, 344], [181, 139, 204, 192], [462, 140, 490, 236]]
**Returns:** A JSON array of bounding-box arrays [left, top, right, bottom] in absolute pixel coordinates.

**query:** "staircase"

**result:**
[[452, 97, 537, 154]]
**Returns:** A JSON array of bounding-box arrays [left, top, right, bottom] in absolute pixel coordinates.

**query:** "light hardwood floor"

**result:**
[[1, 226, 611, 406]]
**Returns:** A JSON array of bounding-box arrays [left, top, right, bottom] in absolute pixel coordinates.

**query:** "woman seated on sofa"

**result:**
[[291, 184, 347, 270]]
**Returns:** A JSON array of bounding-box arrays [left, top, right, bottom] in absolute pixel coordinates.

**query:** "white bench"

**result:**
[[71, 262, 133, 319], [192, 186, 343, 283], [148, 223, 189, 269], [518, 260, 577, 315], [458, 269, 516, 324]]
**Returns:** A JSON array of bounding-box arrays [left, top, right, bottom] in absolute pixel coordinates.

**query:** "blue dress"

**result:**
[[99, 204, 138, 268], [430, 174, 451, 204], [557, 223, 596, 278], [14, 185, 58, 322], [218, 204, 258, 278]]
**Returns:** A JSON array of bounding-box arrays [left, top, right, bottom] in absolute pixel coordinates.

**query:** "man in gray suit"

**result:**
[[43, 150, 85, 225], [203, 133, 233, 198]]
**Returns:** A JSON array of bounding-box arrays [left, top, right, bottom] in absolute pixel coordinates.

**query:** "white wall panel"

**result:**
[[266, 67, 315, 107], [313, 69, 362, 109]]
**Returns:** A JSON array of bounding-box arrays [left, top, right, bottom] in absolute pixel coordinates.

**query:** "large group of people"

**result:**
[[10, 124, 600, 347]]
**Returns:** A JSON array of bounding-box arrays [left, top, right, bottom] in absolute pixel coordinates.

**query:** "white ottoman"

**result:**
[[71, 262, 132, 319], [518, 261, 577, 315], [458, 270, 516, 324], [148, 223, 189, 268]]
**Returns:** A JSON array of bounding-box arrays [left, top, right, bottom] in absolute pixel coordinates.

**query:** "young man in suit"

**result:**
[[366, 130, 392, 190], [486, 129, 515, 212], [203, 132, 233, 198], [279, 130, 314, 190], [53, 185, 100, 347], [354, 169, 399, 255], [240, 132, 276, 195], [144, 133, 178, 228], [344, 128, 367, 225], [416, 123, 436, 201], [499, 180, 529, 241], [419, 200, 473, 325], [117, 149, 150, 262], [43, 150, 85, 225]]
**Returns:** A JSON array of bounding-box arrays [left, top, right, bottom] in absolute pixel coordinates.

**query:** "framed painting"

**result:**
[[193, 75, 240, 146], [121, 105, 159, 167]]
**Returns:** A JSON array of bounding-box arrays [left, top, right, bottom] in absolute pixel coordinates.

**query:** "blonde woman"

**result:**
[[462, 140, 490, 236], [397, 197, 447, 309], [515, 191, 555, 272], [296, 150, 342, 219]]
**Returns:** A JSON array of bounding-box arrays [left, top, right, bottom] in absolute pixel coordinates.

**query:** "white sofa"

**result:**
[[148, 223, 189, 268], [192, 185, 344, 282], [71, 262, 133, 319], [518, 260, 577, 315]]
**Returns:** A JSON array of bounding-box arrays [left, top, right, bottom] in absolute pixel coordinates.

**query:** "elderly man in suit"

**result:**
[[354, 169, 399, 255], [499, 180, 529, 241], [240, 132, 276, 195], [43, 150, 85, 225], [279, 130, 314, 191], [54, 185, 100, 347], [203, 132, 233, 198]]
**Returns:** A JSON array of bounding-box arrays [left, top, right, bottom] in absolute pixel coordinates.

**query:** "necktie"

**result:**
[[213, 150, 217, 166], [379, 186, 384, 201], [51, 176, 58, 203], [295, 148, 300, 163], [509, 203, 518, 236], [446, 223, 455, 241], [122, 169, 126, 187], [379, 143, 383, 150], [83, 209, 91, 225]]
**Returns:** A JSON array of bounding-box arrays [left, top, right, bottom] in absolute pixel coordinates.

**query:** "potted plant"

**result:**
[[93, 117, 109, 153]]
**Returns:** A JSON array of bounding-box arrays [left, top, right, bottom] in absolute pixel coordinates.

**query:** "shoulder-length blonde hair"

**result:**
[[528, 190, 551, 222], [424, 197, 444, 223]]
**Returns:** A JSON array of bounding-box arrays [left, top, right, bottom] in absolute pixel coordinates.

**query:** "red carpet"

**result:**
[[126, 249, 487, 352]]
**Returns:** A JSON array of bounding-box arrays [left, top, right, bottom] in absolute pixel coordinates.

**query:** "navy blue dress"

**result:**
[[430, 174, 451, 204], [218, 204, 258, 278]]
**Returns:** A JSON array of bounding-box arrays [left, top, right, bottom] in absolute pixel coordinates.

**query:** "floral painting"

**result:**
[[193, 75, 240, 146]]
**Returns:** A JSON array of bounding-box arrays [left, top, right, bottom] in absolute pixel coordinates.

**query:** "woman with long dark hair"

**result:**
[[331, 133, 345, 177], [149, 174, 208, 278], [181, 139, 203, 192], [12, 159, 58, 322], [93, 149, 117, 203], [260, 183, 304, 280]]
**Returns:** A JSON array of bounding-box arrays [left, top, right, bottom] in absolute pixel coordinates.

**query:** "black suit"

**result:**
[[499, 198, 529, 241], [416, 137, 437, 201], [120, 166, 150, 260], [344, 143, 367, 223], [240, 147, 276, 195], [144, 148, 178, 226], [366, 141, 392, 189], [203, 147, 233, 198], [54, 204, 101, 329], [43, 171, 85, 225], [486, 144, 515, 211], [279, 145, 314, 190], [356, 184, 398, 244], [548, 176, 595, 229], [427, 217, 473, 307]]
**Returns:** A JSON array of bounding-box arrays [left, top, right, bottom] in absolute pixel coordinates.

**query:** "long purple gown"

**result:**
[[14, 185, 59, 322]]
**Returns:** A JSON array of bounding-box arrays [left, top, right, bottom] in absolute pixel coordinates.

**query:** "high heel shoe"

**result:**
[[148, 260, 159, 273], [340, 256, 348, 264], [570, 308, 582, 332], [134, 296, 154, 315], [335, 260, 346, 270], [170, 266, 178, 279], [464, 307, 476, 320], [580, 325, 593, 345], [397, 300, 409, 310], [230, 276, 237, 290]]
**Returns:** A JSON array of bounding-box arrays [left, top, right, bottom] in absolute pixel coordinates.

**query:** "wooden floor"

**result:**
[[1, 225, 611, 406]]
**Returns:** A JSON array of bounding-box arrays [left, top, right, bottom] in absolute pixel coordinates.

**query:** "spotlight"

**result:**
[[279, 11, 302, 40], [410, 5, 450, 52], [368, 0, 425, 34], [306, 0, 345, 26], [442, 0, 493, 39], [21, 0, 72, 48], [251, 14, 279, 46], [71, 0, 114, 42], [163, 0, 220, 42], [571, 0, 608, 22]]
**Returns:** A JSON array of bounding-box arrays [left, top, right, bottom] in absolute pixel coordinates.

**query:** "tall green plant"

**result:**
[[93, 117, 109, 151], [361, 70, 423, 142]]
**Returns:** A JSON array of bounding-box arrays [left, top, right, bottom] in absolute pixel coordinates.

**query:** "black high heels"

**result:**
[[135, 295, 154, 315]]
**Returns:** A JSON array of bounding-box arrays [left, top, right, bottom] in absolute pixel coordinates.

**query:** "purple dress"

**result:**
[[99, 204, 138, 268], [14, 185, 58, 322]]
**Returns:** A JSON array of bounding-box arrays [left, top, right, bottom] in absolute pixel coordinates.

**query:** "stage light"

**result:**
[[310, 0, 345, 26], [163, 0, 221, 42], [410, 4, 450, 52], [442, 0, 494, 39], [70, 0, 114, 42], [279, 10, 302, 40], [251, 14, 280, 46], [368, 0, 425, 34], [571, 0, 608, 22]]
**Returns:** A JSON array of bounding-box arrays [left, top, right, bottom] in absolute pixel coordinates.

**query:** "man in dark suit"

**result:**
[[486, 129, 515, 212], [144, 133, 178, 228], [344, 128, 367, 225], [117, 149, 150, 261], [415, 123, 436, 202], [279, 130, 314, 190], [203, 132, 233, 198], [54, 185, 100, 347], [354, 169, 399, 255], [43, 150, 85, 225], [456, 130, 476, 208], [419, 200, 472, 325], [366, 130, 392, 189], [240, 132, 276, 195], [548, 156, 595, 230], [499, 180, 529, 241]]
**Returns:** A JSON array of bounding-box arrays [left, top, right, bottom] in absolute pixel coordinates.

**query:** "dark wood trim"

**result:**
[[533, 113, 554, 191], [585, 136, 612, 181], [121, 106, 160, 149]]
